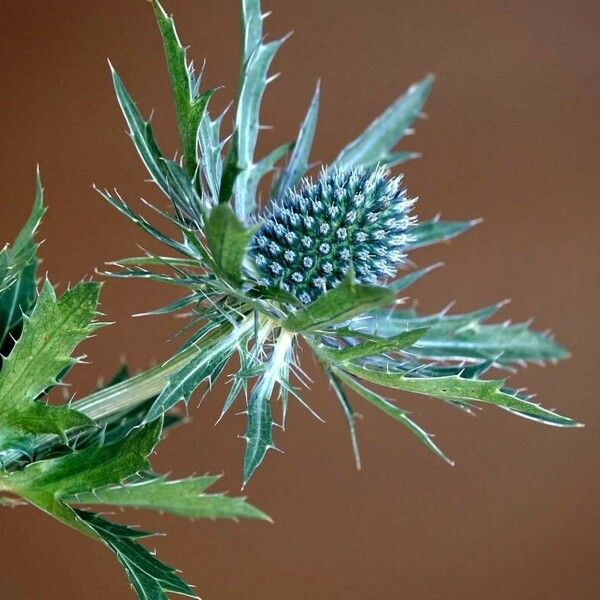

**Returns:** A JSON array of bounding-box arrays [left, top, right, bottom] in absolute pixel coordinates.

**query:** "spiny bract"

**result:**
[[250, 165, 416, 303]]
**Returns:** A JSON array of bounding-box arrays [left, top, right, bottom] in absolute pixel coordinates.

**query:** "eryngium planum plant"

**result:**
[[0, 1, 581, 599], [100, 0, 579, 486]]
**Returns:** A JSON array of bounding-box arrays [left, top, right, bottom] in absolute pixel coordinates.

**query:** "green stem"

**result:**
[[0, 344, 201, 469]]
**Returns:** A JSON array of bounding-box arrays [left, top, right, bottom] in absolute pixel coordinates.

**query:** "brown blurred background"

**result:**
[[1, 1, 598, 598]]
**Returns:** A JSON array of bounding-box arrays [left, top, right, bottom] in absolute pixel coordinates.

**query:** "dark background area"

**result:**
[[1, 1, 598, 598]]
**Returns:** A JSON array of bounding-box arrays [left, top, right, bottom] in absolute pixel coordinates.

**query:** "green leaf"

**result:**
[[219, 131, 242, 204], [151, 0, 214, 177], [349, 303, 503, 339], [68, 474, 270, 521], [0, 281, 99, 451], [333, 368, 453, 464], [328, 370, 361, 469], [283, 275, 394, 333], [389, 263, 443, 293], [412, 319, 569, 366], [320, 328, 428, 362], [272, 82, 320, 199], [161, 159, 205, 226], [204, 204, 256, 285], [1, 419, 199, 599], [0, 170, 45, 353], [249, 141, 295, 203], [96, 188, 197, 260], [76, 510, 198, 600], [145, 320, 253, 421], [334, 74, 434, 170], [242, 330, 294, 485], [198, 109, 225, 201], [243, 375, 276, 486], [6, 420, 161, 500], [350, 302, 568, 367], [409, 217, 480, 250], [340, 362, 580, 427], [234, 0, 287, 222], [109, 64, 170, 198]]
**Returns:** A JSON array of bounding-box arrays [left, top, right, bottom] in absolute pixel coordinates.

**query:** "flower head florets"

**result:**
[[250, 165, 416, 303]]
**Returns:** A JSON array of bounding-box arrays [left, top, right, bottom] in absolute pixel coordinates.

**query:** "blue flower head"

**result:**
[[250, 165, 416, 303]]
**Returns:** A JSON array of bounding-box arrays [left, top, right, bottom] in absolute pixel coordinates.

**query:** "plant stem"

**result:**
[[0, 344, 201, 469]]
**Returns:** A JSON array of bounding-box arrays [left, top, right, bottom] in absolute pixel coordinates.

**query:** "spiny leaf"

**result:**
[[145, 320, 253, 422], [350, 302, 504, 339], [320, 328, 428, 362], [0, 281, 100, 451], [389, 263, 443, 293], [243, 374, 276, 486], [0, 419, 198, 599], [412, 319, 569, 365], [219, 131, 242, 204], [283, 274, 394, 333], [328, 370, 361, 469], [243, 330, 294, 485], [204, 204, 257, 285], [5, 420, 161, 499], [334, 74, 434, 170], [151, 0, 214, 177], [351, 302, 568, 367], [409, 217, 480, 250], [234, 0, 287, 222], [198, 109, 225, 201], [333, 368, 453, 465], [273, 82, 320, 199], [340, 362, 579, 427], [76, 510, 198, 600], [0, 169, 45, 354], [109, 64, 170, 197], [68, 473, 270, 521]]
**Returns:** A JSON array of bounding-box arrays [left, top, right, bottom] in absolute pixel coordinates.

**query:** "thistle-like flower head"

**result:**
[[250, 165, 416, 303]]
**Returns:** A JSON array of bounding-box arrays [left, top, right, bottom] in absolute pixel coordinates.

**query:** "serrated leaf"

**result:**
[[152, 0, 214, 177], [409, 218, 479, 250], [283, 274, 394, 333], [198, 109, 225, 201], [243, 375, 275, 486], [145, 320, 253, 421], [0, 169, 45, 295], [0, 281, 100, 450], [110, 65, 170, 197], [350, 303, 503, 339], [219, 131, 242, 204], [272, 82, 320, 199], [76, 510, 198, 600], [242, 330, 294, 485], [350, 302, 568, 367], [334, 74, 433, 170], [161, 159, 205, 227], [0, 171, 45, 354], [234, 0, 287, 222], [412, 319, 569, 365], [204, 204, 256, 285], [340, 361, 579, 427], [333, 368, 453, 464], [389, 263, 443, 293], [5, 420, 161, 500], [328, 370, 361, 469], [69, 474, 270, 521], [320, 327, 428, 362]]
